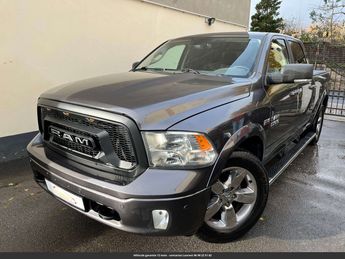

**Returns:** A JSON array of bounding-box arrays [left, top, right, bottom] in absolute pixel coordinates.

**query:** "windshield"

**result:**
[[135, 37, 261, 78]]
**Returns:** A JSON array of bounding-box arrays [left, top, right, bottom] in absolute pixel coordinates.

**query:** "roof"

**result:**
[[173, 32, 267, 40], [172, 32, 301, 42]]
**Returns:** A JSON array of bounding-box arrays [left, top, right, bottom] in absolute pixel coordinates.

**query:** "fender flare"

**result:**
[[311, 89, 328, 123], [207, 122, 266, 187], [321, 90, 329, 107]]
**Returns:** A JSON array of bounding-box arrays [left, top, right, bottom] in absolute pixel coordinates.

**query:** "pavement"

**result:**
[[1, 119, 345, 252]]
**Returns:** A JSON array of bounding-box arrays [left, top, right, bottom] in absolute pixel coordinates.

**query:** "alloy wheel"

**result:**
[[205, 167, 257, 232]]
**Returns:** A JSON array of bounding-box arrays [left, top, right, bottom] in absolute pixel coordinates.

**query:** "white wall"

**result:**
[[0, 0, 247, 137]]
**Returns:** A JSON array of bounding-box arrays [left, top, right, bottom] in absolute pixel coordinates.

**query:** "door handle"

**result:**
[[294, 79, 313, 83], [289, 88, 302, 96], [315, 75, 327, 80]]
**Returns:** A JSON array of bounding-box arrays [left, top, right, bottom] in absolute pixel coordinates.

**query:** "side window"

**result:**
[[147, 45, 186, 70], [268, 39, 289, 73], [289, 41, 307, 64]]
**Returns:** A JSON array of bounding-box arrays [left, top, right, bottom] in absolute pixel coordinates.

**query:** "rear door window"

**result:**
[[289, 41, 308, 64]]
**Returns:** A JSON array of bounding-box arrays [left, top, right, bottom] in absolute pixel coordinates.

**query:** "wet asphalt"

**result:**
[[1, 119, 345, 252]]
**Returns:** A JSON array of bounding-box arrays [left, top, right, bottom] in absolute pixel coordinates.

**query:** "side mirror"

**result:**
[[132, 61, 140, 70], [268, 64, 313, 84]]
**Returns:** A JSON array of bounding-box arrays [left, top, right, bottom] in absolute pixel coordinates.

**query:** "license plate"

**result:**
[[45, 179, 85, 211]]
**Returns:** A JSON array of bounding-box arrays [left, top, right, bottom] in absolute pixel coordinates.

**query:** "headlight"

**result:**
[[142, 132, 217, 168]]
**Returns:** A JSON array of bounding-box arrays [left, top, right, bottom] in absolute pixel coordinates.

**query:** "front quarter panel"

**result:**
[[168, 90, 270, 188]]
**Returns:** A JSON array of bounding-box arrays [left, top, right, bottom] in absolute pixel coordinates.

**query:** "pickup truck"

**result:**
[[27, 32, 329, 243]]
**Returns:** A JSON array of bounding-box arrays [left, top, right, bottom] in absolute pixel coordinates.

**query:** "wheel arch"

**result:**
[[322, 93, 329, 108], [207, 123, 266, 187]]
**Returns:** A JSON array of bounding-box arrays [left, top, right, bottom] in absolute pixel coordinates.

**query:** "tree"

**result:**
[[299, 30, 320, 43], [310, 0, 345, 43], [282, 18, 300, 37], [250, 0, 284, 32], [282, 19, 320, 43]]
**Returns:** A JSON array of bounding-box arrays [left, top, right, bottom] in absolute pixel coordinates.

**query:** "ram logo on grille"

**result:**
[[49, 127, 95, 148]]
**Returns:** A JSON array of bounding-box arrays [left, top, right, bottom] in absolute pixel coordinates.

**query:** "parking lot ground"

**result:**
[[1, 119, 345, 252]]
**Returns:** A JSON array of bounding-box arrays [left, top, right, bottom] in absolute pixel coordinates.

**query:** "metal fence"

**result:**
[[305, 42, 345, 117], [316, 63, 345, 116]]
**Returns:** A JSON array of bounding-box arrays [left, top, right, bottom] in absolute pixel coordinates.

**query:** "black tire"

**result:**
[[310, 104, 325, 145], [197, 151, 269, 243]]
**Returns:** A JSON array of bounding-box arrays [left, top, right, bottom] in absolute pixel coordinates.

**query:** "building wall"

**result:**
[[149, 0, 251, 27], [0, 0, 249, 138]]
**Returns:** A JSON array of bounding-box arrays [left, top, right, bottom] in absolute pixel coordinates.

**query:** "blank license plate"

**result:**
[[45, 179, 85, 211]]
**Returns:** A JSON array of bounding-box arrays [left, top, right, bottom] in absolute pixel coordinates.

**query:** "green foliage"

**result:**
[[250, 0, 284, 32], [300, 31, 320, 43]]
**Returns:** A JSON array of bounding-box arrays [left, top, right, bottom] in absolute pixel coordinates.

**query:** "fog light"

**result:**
[[152, 210, 169, 230]]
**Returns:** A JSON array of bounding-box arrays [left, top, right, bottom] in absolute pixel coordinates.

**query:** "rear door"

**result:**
[[288, 40, 316, 127]]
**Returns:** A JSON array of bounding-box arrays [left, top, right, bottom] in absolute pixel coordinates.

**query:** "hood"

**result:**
[[41, 72, 252, 130]]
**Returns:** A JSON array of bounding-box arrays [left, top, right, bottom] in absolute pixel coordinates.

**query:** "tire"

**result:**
[[309, 104, 325, 145], [197, 151, 269, 243]]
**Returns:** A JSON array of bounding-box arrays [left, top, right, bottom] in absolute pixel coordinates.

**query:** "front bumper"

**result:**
[[27, 134, 211, 236]]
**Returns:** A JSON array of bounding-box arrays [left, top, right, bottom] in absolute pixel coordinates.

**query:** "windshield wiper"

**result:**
[[134, 67, 168, 72], [180, 68, 200, 74], [135, 67, 200, 74], [135, 66, 147, 71]]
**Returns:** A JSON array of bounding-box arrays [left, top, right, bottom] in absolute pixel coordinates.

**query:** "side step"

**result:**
[[267, 132, 316, 185]]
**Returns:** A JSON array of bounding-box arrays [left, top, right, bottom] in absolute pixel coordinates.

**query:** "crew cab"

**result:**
[[27, 32, 329, 242]]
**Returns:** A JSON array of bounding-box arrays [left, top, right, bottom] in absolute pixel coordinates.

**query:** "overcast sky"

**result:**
[[250, 0, 324, 29]]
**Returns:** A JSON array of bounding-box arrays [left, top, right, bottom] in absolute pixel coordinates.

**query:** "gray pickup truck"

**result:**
[[27, 32, 329, 243]]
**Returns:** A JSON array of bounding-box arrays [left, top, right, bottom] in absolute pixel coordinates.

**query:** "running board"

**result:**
[[267, 132, 316, 185]]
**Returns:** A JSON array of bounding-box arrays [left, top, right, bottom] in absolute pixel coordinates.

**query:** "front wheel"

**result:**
[[197, 151, 269, 243]]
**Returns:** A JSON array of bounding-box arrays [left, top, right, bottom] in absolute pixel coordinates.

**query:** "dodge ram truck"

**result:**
[[27, 32, 329, 243]]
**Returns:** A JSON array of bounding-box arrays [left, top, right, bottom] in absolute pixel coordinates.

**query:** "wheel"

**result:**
[[310, 104, 325, 145], [197, 151, 269, 243]]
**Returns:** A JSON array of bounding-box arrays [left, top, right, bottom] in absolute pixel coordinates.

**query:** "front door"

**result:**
[[264, 38, 301, 155]]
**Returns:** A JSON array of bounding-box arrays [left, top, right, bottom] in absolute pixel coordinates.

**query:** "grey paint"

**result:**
[[26, 32, 329, 236], [30, 32, 329, 187], [40, 72, 251, 130], [148, 0, 251, 27]]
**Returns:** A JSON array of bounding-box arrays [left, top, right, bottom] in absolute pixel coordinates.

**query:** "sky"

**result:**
[[250, 0, 324, 29]]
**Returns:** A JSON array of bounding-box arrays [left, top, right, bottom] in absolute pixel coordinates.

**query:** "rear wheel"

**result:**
[[310, 104, 325, 145], [197, 151, 269, 243]]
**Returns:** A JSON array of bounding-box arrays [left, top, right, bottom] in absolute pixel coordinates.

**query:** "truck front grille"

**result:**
[[39, 106, 137, 169], [50, 125, 99, 158]]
